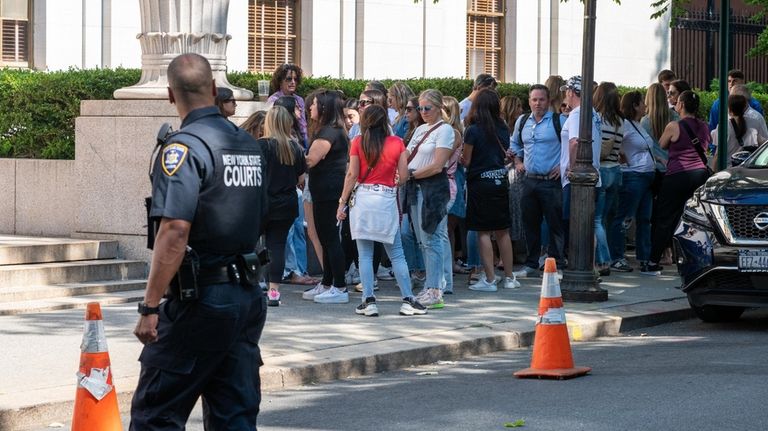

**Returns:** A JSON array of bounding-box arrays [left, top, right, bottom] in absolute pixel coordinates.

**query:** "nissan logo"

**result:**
[[755, 212, 768, 230]]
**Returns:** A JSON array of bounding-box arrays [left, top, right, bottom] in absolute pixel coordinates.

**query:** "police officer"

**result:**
[[131, 53, 268, 430]]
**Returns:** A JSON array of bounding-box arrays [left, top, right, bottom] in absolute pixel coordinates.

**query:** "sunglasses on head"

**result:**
[[359, 99, 374, 107], [416, 106, 433, 112]]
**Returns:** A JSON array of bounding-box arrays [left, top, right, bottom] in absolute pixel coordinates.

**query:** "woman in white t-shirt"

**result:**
[[609, 91, 656, 272], [710, 94, 760, 172], [404, 89, 455, 310]]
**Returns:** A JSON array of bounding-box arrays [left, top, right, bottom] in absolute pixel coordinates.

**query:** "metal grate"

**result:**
[[724, 205, 768, 240]]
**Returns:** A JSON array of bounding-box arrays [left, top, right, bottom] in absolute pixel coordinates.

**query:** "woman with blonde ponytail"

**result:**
[[260, 106, 307, 306]]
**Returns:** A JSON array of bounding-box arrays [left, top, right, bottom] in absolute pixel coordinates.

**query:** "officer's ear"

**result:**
[[168, 87, 176, 105]]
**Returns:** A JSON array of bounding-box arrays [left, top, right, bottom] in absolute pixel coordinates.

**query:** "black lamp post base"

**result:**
[[560, 269, 608, 302]]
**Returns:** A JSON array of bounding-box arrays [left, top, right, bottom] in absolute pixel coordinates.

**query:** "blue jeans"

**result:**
[[357, 231, 413, 300], [283, 189, 308, 277], [401, 214, 424, 271], [410, 188, 450, 291], [466, 230, 480, 268], [609, 171, 654, 262], [594, 166, 621, 265]]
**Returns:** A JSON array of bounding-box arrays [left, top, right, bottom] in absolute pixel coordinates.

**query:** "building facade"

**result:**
[[15, 0, 672, 87]]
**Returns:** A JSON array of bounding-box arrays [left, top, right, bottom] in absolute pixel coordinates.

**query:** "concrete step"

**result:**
[[0, 236, 119, 266], [0, 289, 145, 315], [0, 260, 147, 287], [0, 279, 146, 303]]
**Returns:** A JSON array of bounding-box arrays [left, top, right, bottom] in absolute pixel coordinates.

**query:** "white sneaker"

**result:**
[[355, 299, 379, 317], [503, 276, 521, 289], [302, 283, 329, 300], [377, 266, 395, 280], [468, 276, 498, 292], [313, 286, 350, 304], [399, 298, 427, 316], [512, 266, 539, 278], [345, 264, 360, 285]]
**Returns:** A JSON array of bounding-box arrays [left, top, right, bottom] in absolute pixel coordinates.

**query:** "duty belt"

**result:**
[[197, 264, 242, 285]]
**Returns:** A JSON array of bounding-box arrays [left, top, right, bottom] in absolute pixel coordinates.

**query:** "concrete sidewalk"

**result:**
[[0, 268, 691, 430]]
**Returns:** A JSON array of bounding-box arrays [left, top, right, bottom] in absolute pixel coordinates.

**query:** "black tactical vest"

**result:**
[[178, 119, 267, 257]]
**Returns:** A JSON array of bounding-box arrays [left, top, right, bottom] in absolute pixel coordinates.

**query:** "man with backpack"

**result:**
[[509, 84, 566, 277]]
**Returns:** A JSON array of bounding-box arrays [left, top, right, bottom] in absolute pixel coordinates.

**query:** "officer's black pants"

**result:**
[[313, 199, 347, 287], [130, 281, 267, 431]]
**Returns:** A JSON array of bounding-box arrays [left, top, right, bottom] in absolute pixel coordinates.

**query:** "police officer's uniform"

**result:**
[[130, 106, 268, 430]]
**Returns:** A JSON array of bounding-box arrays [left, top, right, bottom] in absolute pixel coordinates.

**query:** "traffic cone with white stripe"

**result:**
[[71, 302, 123, 430], [514, 258, 591, 379]]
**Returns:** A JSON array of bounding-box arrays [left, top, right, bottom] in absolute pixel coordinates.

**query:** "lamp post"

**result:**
[[560, 0, 607, 302], [716, 0, 731, 171]]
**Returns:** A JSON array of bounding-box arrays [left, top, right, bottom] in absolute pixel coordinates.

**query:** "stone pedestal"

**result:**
[[74, 100, 266, 260]]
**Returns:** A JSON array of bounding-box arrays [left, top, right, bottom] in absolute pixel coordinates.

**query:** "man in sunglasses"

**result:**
[[459, 73, 497, 122]]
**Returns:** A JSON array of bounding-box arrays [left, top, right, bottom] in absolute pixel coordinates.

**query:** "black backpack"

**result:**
[[517, 112, 562, 146]]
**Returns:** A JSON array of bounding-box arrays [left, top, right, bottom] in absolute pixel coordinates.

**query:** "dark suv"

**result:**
[[673, 143, 768, 322]]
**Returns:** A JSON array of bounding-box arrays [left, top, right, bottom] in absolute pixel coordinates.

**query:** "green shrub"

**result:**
[[0, 68, 765, 159]]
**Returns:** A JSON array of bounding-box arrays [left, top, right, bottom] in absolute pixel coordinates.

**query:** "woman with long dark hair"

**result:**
[[258, 106, 307, 306], [463, 89, 518, 291], [710, 94, 759, 170], [302, 90, 351, 303], [609, 91, 655, 273], [268, 63, 308, 146], [336, 105, 427, 316], [400, 96, 426, 283], [593, 82, 624, 276], [645, 90, 711, 275]]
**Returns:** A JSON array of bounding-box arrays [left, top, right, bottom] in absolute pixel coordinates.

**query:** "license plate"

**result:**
[[738, 249, 768, 272]]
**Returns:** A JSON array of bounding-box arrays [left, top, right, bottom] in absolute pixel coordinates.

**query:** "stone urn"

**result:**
[[113, 0, 253, 100]]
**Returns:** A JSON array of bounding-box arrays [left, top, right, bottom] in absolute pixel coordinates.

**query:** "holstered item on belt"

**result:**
[[170, 247, 200, 302], [235, 248, 271, 287]]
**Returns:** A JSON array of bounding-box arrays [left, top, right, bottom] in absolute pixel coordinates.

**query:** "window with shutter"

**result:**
[[466, 0, 504, 80], [0, 0, 28, 66], [248, 0, 299, 73]]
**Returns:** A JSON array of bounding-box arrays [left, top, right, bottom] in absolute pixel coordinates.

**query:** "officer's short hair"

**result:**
[[529, 84, 550, 98], [168, 53, 213, 102]]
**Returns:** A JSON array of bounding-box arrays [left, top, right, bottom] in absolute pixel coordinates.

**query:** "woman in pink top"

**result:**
[[336, 105, 427, 317], [646, 90, 711, 275]]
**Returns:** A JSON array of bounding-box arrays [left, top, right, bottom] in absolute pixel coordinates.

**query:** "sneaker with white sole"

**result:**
[[512, 266, 539, 278], [418, 289, 445, 309], [469, 276, 499, 292], [399, 297, 427, 316], [610, 259, 633, 272], [354, 279, 379, 292], [355, 298, 379, 316], [313, 286, 350, 304], [503, 276, 521, 289], [267, 289, 281, 306], [302, 283, 329, 300]]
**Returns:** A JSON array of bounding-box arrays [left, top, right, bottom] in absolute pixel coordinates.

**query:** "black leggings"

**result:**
[[649, 169, 709, 263], [264, 219, 293, 284], [313, 200, 347, 287]]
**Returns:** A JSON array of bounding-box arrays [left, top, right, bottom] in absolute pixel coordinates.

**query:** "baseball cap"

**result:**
[[560, 76, 582, 94]]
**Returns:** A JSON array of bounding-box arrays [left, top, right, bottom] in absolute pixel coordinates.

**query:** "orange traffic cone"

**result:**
[[72, 302, 123, 430], [514, 258, 591, 380]]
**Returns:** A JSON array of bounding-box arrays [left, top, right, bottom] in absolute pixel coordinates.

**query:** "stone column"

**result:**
[[113, 0, 253, 100]]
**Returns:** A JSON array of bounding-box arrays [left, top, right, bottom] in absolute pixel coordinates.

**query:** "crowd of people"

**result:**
[[231, 64, 768, 316]]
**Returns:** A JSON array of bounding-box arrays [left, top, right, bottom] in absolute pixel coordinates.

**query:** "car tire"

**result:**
[[688, 301, 745, 323]]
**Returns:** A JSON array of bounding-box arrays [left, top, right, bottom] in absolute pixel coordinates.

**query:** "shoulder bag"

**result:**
[[679, 119, 714, 176]]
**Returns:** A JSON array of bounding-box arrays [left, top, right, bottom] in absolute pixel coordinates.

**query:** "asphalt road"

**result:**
[[33, 310, 768, 431]]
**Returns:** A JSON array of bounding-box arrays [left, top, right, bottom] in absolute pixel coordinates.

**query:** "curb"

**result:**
[[0, 297, 692, 430]]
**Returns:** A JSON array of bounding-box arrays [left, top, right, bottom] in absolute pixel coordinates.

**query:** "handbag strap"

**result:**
[[678, 119, 708, 167], [729, 118, 745, 146], [628, 119, 655, 160], [407, 121, 444, 163]]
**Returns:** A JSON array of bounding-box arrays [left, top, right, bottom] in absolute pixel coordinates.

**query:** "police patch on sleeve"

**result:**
[[162, 143, 189, 176]]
